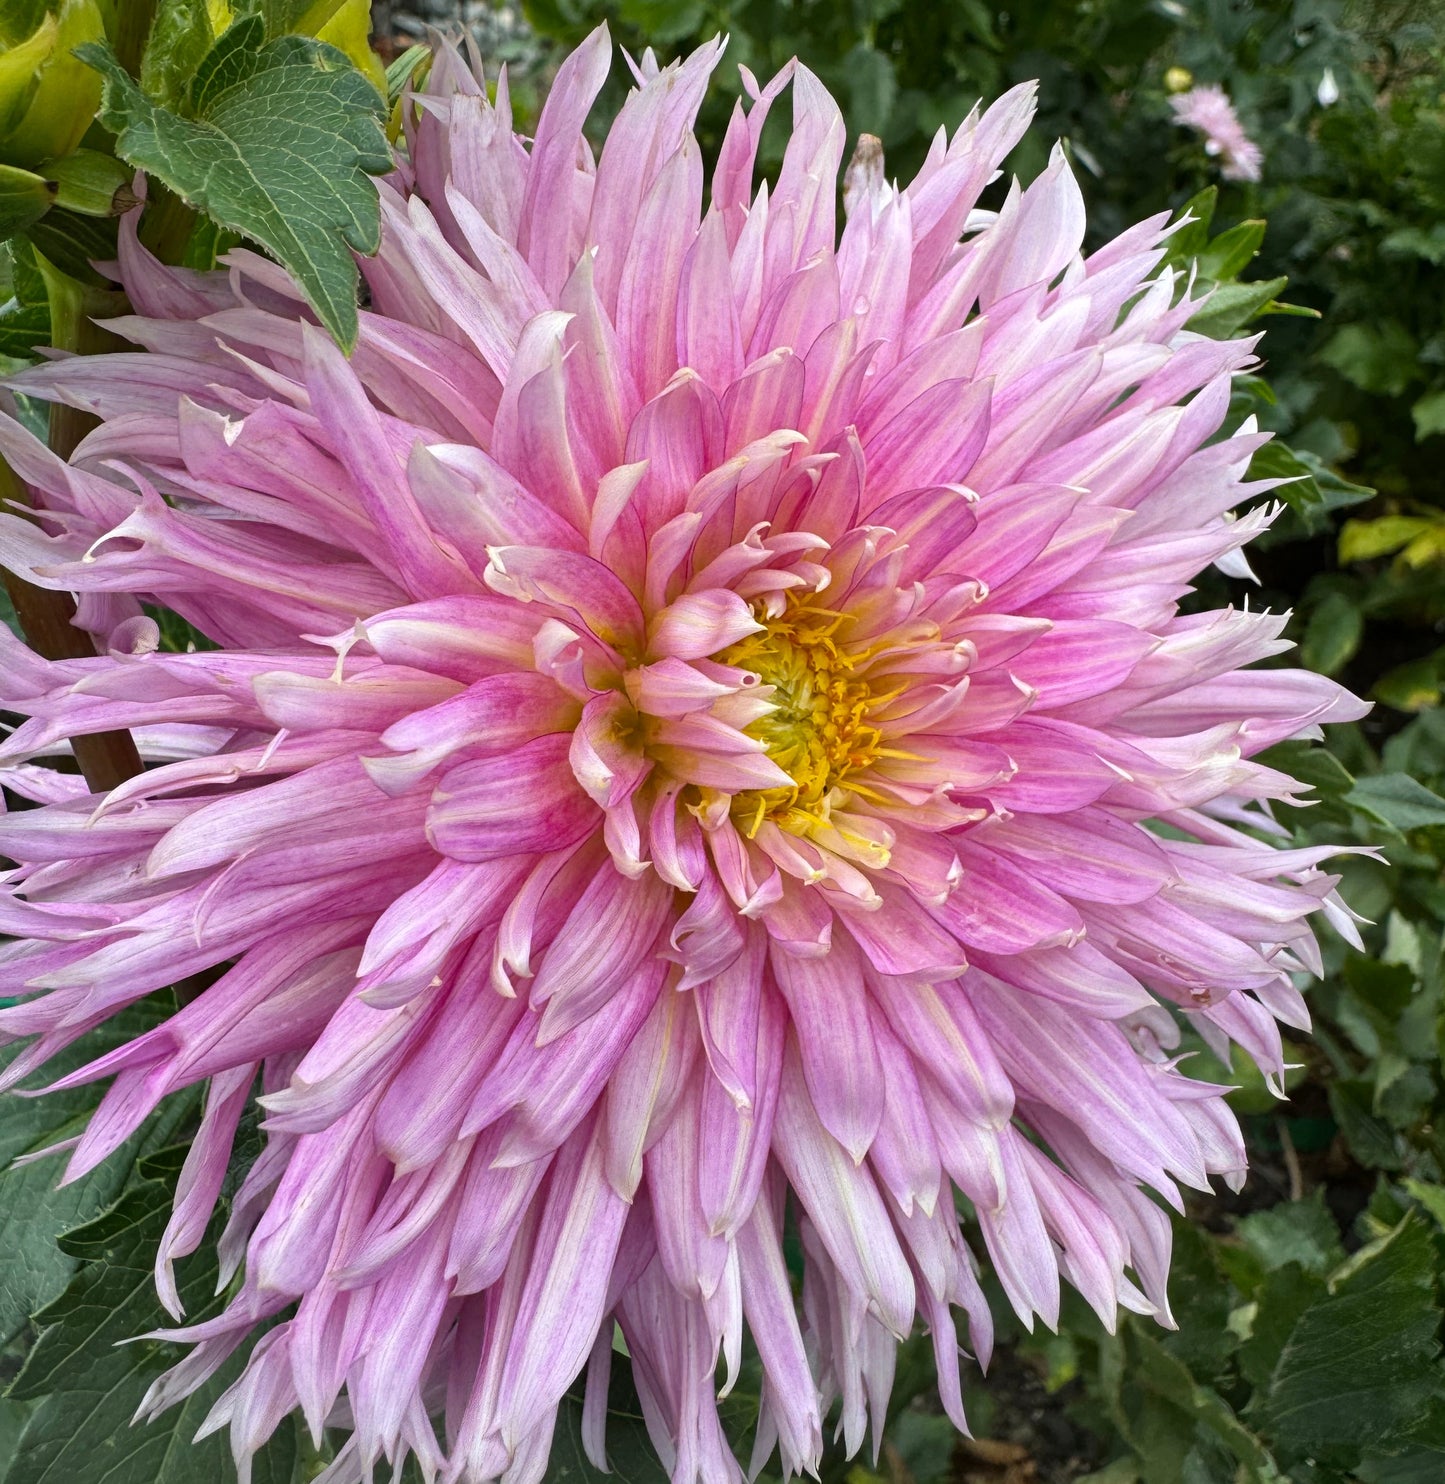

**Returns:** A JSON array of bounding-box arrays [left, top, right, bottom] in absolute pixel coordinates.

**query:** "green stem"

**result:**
[[113, 0, 158, 78], [137, 183, 199, 265], [1, 279, 143, 793]]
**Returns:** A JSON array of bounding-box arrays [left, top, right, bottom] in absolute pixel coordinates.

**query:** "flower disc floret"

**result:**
[[718, 601, 893, 835]]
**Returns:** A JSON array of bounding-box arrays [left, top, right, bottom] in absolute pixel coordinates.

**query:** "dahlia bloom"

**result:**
[[1168, 84, 1264, 183], [0, 28, 1364, 1484]]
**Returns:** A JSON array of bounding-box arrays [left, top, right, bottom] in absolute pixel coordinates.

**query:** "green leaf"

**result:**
[[617, 0, 706, 46], [1382, 224, 1445, 265], [140, 0, 220, 112], [1260, 1214, 1441, 1465], [0, 10, 55, 138], [1329, 1077, 1404, 1171], [841, 44, 897, 137], [1376, 1056, 1436, 1128], [178, 211, 242, 270], [10, 1179, 211, 1401], [1112, 1325, 1279, 1483], [1346, 773, 1445, 830], [4, 1170, 299, 1484], [1301, 590, 1363, 676], [1259, 299, 1321, 319], [1411, 388, 1445, 441], [1403, 1179, 1445, 1232], [0, 295, 48, 362], [1247, 440, 1320, 511], [1356, 1393, 1445, 1483], [1238, 1264, 1327, 1392], [385, 43, 430, 105], [1163, 187, 1218, 266], [1197, 218, 1266, 282], [23, 204, 117, 285], [545, 1363, 670, 1484], [0, 237, 52, 362], [0, 162, 56, 238], [262, 0, 340, 37], [1343, 955, 1418, 1027], [1187, 276, 1291, 340], [1075, 1463, 1139, 1484], [1237, 1194, 1345, 1277], [1384, 709, 1445, 778], [261, 0, 372, 44], [0, 1001, 192, 1347], [1376, 652, 1445, 713], [1319, 321, 1420, 398], [0, 1395, 33, 1456], [0, 0, 105, 168], [79, 15, 390, 349], [1160, 1219, 1236, 1381], [1258, 739, 1355, 801], [1290, 448, 1374, 517], [1340, 515, 1438, 564]]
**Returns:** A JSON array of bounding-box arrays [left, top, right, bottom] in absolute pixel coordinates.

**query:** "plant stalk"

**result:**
[[2, 309, 144, 793]]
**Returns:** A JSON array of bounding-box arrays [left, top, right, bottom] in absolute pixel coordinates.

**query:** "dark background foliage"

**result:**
[[3, 1, 1445, 1481]]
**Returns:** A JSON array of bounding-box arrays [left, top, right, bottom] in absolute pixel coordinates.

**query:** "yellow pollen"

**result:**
[[718, 601, 886, 837]]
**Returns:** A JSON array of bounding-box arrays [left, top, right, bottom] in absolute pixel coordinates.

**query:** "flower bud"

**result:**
[[45, 148, 136, 216]]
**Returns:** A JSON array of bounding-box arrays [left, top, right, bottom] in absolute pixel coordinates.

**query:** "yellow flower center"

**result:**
[[719, 602, 889, 837]]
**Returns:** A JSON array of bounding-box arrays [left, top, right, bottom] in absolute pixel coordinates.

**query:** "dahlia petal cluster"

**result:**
[[0, 28, 1362, 1484], [1168, 84, 1264, 183]]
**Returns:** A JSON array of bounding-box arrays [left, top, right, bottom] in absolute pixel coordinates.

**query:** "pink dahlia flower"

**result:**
[[1168, 84, 1264, 183], [0, 27, 1363, 1484]]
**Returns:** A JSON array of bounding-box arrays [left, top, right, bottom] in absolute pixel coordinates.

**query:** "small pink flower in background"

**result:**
[[0, 26, 1361, 1484], [1169, 83, 1265, 182]]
